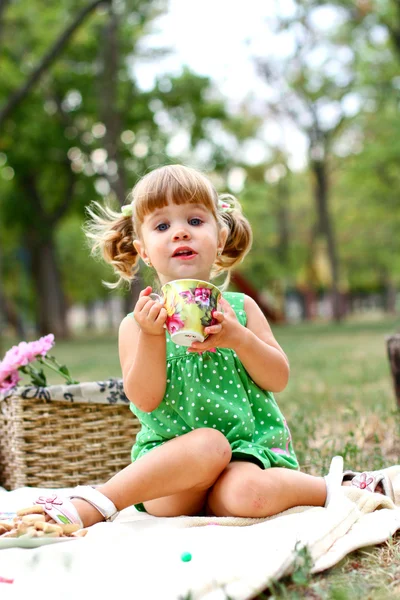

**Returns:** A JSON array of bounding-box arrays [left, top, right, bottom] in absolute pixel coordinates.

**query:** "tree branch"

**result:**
[[0, 0, 110, 129]]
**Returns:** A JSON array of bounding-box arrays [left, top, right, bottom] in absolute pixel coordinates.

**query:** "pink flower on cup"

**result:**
[[194, 287, 211, 307], [179, 290, 195, 303], [166, 313, 185, 334], [210, 308, 219, 326]]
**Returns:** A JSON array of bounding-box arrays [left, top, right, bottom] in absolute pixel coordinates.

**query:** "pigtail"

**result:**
[[83, 201, 140, 288], [212, 193, 253, 288]]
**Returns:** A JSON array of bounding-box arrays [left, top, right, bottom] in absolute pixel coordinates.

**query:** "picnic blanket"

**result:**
[[1, 485, 400, 599]]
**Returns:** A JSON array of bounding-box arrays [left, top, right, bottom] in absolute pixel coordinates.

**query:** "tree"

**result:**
[[254, 0, 377, 319], [0, 0, 166, 335]]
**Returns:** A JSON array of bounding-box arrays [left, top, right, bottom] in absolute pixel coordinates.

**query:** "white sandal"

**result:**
[[342, 466, 400, 505], [35, 486, 119, 528]]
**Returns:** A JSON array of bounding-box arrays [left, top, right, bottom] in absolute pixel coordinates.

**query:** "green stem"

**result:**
[[37, 356, 59, 375], [37, 356, 76, 385]]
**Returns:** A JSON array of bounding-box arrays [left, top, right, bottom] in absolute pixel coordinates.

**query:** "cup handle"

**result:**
[[149, 293, 163, 303]]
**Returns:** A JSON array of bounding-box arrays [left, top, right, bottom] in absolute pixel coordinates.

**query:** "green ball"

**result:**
[[181, 551, 192, 562]]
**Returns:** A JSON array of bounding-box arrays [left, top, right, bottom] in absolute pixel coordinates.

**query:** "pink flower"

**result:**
[[166, 313, 185, 334], [194, 287, 211, 307], [210, 308, 219, 326], [0, 335, 54, 373], [0, 368, 21, 392], [352, 472, 375, 492], [36, 494, 63, 511], [0, 334, 55, 393], [28, 334, 55, 358], [2, 342, 32, 370], [179, 291, 195, 303]]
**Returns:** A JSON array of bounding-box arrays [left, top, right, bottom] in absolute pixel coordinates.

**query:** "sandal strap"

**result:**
[[324, 455, 344, 507], [35, 494, 83, 527], [69, 486, 118, 521]]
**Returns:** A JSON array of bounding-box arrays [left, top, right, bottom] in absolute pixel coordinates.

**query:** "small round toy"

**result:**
[[180, 551, 192, 562]]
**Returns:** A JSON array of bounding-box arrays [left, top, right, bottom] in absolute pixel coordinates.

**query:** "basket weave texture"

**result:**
[[0, 379, 140, 490]]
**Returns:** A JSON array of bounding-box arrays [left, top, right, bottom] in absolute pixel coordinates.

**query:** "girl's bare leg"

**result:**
[[207, 461, 326, 518], [71, 428, 232, 526]]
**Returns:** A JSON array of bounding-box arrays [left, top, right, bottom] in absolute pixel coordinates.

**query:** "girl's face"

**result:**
[[134, 201, 228, 285]]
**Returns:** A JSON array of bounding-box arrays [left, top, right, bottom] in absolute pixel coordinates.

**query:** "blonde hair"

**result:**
[[84, 164, 252, 288]]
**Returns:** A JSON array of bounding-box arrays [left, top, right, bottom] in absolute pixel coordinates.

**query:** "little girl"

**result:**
[[21, 164, 376, 528]]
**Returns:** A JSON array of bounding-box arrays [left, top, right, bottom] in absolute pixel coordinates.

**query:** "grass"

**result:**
[[6, 314, 400, 598]]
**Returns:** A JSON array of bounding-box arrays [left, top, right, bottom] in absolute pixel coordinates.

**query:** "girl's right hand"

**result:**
[[133, 286, 167, 336]]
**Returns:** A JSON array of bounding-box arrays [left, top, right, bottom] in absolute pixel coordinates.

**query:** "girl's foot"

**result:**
[[34, 486, 118, 529]]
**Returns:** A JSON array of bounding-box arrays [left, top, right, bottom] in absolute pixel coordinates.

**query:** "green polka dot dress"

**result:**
[[130, 292, 298, 510]]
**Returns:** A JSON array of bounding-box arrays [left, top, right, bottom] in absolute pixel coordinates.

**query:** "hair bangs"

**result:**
[[132, 165, 217, 225]]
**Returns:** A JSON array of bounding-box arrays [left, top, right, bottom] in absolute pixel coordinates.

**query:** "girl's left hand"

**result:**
[[187, 298, 242, 353]]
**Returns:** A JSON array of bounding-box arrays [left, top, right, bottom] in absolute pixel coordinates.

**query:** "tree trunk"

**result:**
[[85, 301, 96, 330], [0, 0, 10, 45], [123, 277, 144, 316], [100, 5, 143, 310], [30, 239, 69, 338], [0, 242, 5, 352], [276, 176, 290, 264], [311, 158, 342, 321], [387, 334, 400, 410], [381, 271, 397, 314], [385, 282, 397, 314], [99, 4, 127, 203]]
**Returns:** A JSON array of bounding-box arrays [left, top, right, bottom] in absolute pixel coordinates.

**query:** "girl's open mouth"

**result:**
[[173, 252, 197, 260], [172, 247, 197, 260]]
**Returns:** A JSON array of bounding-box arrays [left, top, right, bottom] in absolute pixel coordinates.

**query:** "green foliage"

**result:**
[[1, 0, 400, 329], [56, 215, 114, 304]]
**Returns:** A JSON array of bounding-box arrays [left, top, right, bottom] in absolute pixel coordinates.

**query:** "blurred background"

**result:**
[[0, 0, 399, 347], [2, 4, 400, 588]]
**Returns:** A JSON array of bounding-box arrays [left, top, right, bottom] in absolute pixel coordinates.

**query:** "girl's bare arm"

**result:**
[[119, 288, 167, 412], [234, 295, 289, 392]]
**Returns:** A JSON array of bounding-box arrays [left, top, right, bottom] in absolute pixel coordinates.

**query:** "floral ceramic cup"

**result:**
[[151, 279, 222, 346]]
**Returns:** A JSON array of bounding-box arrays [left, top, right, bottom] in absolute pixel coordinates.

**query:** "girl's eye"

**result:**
[[189, 218, 203, 226], [155, 223, 169, 231]]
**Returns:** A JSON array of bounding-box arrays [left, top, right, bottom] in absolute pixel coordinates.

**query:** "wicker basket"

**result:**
[[0, 379, 141, 490]]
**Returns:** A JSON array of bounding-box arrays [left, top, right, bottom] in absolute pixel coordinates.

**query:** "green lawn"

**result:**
[[7, 315, 400, 598]]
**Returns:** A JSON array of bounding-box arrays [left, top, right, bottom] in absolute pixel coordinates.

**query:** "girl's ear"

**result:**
[[133, 239, 148, 263]]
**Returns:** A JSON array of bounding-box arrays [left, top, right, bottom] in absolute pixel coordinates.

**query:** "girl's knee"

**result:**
[[189, 428, 232, 483], [191, 427, 231, 458], [209, 465, 275, 517]]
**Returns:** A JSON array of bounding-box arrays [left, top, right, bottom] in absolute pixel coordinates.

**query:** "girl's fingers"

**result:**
[[148, 303, 162, 319], [135, 295, 152, 311], [155, 308, 167, 324], [219, 298, 234, 314], [211, 311, 224, 322], [205, 324, 222, 335], [139, 286, 152, 297]]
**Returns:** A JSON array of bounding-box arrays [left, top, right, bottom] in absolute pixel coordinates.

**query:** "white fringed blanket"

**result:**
[[1, 485, 400, 599]]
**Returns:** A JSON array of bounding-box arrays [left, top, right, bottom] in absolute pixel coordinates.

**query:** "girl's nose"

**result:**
[[172, 228, 191, 241]]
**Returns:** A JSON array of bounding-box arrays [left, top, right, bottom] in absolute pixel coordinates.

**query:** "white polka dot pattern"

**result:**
[[130, 292, 298, 472]]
